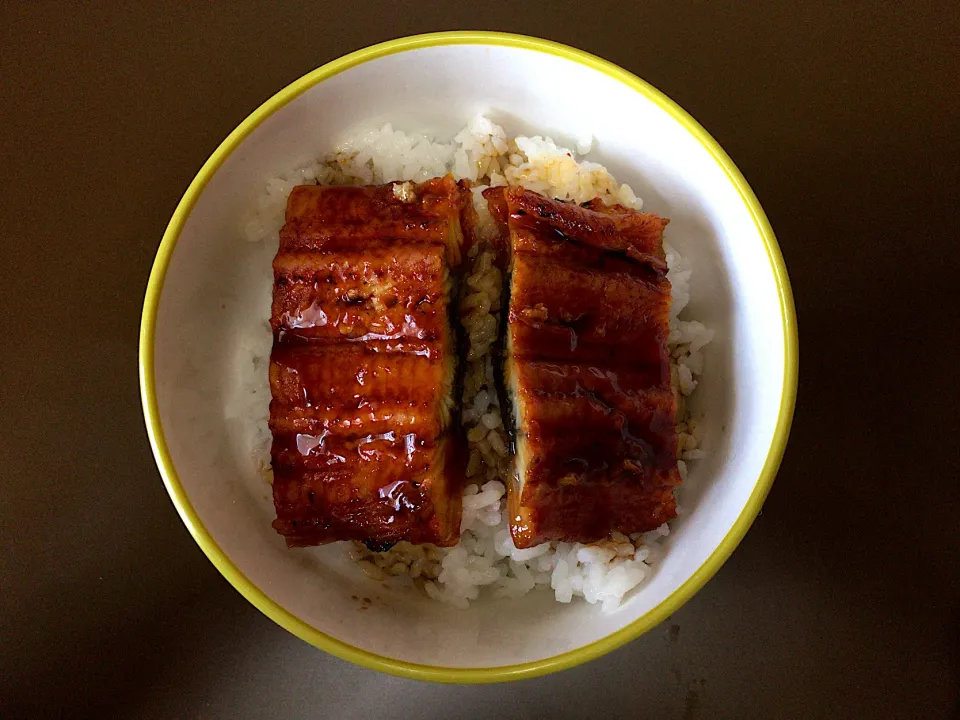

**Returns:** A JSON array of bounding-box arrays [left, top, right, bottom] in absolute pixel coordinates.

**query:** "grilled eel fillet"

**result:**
[[270, 176, 471, 547], [484, 186, 681, 548]]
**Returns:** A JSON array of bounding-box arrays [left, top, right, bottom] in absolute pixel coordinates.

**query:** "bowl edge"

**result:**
[[138, 30, 799, 684]]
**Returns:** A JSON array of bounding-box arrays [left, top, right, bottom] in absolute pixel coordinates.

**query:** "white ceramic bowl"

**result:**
[[140, 32, 797, 682]]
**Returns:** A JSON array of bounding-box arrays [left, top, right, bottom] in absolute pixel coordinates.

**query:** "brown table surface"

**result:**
[[2, 3, 958, 718]]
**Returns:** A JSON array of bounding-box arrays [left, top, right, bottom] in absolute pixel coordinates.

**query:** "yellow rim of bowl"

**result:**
[[139, 31, 798, 683]]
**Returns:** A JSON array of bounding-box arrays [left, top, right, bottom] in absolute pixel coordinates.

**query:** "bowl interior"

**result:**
[[149, 42, 788, 671]]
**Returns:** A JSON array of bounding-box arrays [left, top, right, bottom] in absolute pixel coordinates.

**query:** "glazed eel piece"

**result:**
[[484, 186, 681, 548], [269, 176, 471, 548]]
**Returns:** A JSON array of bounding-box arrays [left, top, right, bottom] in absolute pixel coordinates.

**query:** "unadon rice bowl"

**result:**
[[240, 115, 713, 612]]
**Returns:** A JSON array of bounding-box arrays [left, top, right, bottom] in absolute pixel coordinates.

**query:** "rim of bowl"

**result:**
[[139, 30, 798, 684]]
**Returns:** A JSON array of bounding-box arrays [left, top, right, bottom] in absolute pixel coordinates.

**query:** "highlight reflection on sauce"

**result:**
[[295, 431, 346, 465], [378, 480, 421, 513], [282, 302, 328, 329], [296, 431, 328, 455], [357, 431, 396, 460]]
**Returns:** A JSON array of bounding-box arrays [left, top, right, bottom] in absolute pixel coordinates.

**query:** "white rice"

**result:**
[[242, 115, 712, 612]]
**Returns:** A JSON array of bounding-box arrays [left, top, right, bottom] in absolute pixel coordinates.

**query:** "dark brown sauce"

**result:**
[[270, 179, 468, 547], [493, 186, 679, 547]]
